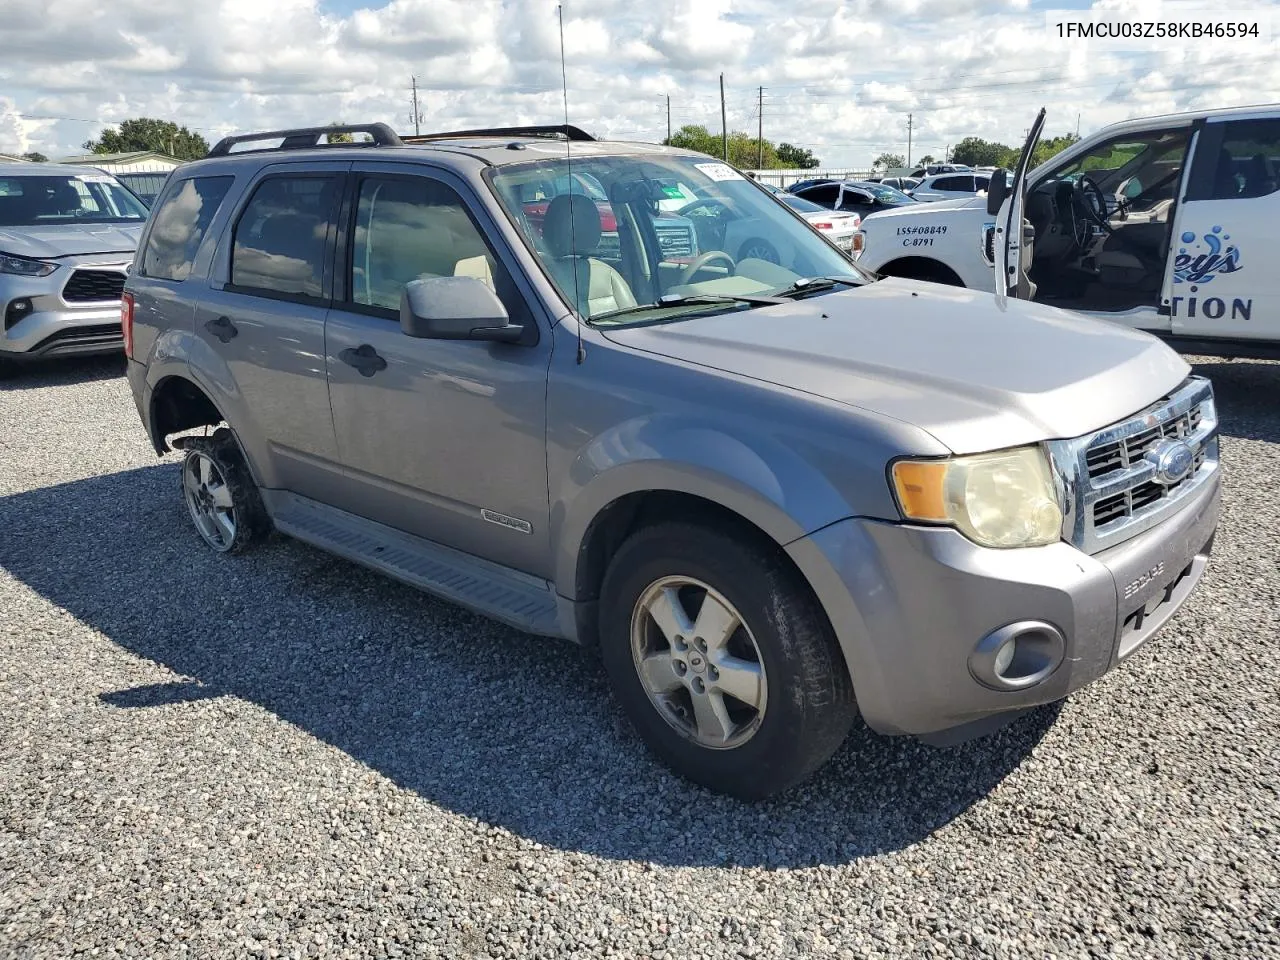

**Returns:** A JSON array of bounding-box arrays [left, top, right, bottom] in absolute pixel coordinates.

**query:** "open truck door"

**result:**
[[990, 107, 1046, 306]]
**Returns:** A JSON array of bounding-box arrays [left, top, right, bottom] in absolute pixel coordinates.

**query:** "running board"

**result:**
[[263, 491, 564, 638]]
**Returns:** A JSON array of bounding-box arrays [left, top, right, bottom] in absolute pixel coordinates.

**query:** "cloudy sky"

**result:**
[[1, 0, 1277, 168]]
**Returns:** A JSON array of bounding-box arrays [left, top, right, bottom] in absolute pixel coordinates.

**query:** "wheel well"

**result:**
[[573, 490, 809, 645], [149, 376, 224, 454], [876, 256, 965, 287]]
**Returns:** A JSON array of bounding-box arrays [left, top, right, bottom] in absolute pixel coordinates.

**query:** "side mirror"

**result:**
[[400, 276, 523, 343], [986, 169, 1008, 216]]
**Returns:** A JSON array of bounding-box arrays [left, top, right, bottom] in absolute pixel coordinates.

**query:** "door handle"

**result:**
[[339, 344, 387, 377], [204, 315, 238, 343]]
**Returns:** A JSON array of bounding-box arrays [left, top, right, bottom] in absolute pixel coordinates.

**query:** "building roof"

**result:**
[[55, 151, 183, 166]]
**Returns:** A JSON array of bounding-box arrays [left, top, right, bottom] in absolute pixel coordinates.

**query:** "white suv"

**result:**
[[855, 103, 1280, 358], [909, 171, 992, 202]]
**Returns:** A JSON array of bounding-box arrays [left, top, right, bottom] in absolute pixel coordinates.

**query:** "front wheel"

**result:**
[[599, 522, 857, 799]]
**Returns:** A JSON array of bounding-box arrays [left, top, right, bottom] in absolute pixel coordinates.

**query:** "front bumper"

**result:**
[[787, 471, 1220, 738], [1, 269, 125, 361]]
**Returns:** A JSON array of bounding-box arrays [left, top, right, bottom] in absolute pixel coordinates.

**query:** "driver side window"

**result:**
[[1051, 129, 1189, 214]]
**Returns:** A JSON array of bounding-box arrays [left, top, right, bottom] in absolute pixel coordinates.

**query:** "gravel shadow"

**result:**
[[1189, 359, 1280, 443], [0, 463, 1058, 868], [0, 355, 128, 392]]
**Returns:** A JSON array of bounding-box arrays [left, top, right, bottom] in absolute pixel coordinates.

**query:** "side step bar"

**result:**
[[264, 491, 564, 638]]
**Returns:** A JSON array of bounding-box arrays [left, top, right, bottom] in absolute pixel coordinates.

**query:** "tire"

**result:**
[[599, 521, 857, 800], [179, 427, 269, 555], [738, 239, 779, 264]]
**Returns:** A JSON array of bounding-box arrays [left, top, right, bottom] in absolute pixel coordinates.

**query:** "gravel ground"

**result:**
[[1, 354, 1278, 959]]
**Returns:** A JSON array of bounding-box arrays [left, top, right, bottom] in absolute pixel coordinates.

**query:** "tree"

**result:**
[[21, 151, 47, 162], [325, 122, 353, 144], [917, 154, 935, 166], [1031, 132, 1081, 167], [873, 152, 905, 171], [950, 137, 1010, 168], [776, 142, 820, 169], [82, 118, 209, 160], [664, 124, 801, 170]]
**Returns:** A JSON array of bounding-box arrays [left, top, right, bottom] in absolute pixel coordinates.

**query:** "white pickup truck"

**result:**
[[855, 104, 1280, 357]]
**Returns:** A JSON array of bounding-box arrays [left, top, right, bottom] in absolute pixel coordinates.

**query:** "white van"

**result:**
[[855, 104, 1280, 357]]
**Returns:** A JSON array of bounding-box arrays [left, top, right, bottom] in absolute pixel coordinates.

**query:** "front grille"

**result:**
[[1049, 376, 1219, 554], [1085, 403, 1203, 480], [655, 222, 695, 258], [62, 269, 126, 303]]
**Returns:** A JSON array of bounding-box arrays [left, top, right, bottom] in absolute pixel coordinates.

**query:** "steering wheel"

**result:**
[[1070, 176, 1112, 247], [677, 250, 736, 285]]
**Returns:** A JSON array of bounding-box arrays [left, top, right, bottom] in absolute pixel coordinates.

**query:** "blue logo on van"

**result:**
[[1173, 226, 1242, 284]]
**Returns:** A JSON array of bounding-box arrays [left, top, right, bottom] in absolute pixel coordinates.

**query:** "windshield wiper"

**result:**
[[772, 276, 862, 298], [593, 292, 788, 322]]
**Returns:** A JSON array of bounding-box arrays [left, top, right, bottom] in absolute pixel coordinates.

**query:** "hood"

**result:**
[[601, 277, 1190, 455], [0, 222, 143, 260], [864, 196, 981, 223]]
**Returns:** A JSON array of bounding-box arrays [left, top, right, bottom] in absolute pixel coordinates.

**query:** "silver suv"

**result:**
[[124, 123, 1221, 799], [0, 162, 147, 369]]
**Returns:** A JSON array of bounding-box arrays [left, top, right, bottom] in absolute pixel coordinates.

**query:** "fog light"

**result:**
[[969, 620, 1066, 691], [4, 298, 33, 331]]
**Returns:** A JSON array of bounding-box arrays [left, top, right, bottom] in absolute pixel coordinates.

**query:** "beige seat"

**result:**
[[541, 194, 637, 316], [453, 254, 495, 291]]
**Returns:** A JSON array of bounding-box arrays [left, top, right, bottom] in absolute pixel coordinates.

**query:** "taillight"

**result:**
[[120, 292, 135, 359], [814, 222, 834, 230]]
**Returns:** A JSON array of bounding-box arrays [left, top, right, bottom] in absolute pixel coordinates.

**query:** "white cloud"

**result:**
[[0, 0, 1276, 167]]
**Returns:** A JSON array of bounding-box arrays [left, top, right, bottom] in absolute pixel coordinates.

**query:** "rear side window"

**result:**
[[932, 176, 972, 191], [1205, 119, 1280, 200], [139, 176, 234, 281], [230, 175, 341, 299], [797, 184, 840, 206]]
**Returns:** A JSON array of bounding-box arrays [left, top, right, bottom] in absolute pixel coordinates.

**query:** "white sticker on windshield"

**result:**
[[76, 174, 115, 184], [694, 162, 743, 182]]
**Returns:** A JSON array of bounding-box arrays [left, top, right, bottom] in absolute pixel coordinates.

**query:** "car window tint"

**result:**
[[231, 175, 341, 298], [932, 176, 963, 191], [140, 176, 235, 281], [798, 184, 840, 205], [1207, 119, 1280, 199], [351, 176, 503, 312]]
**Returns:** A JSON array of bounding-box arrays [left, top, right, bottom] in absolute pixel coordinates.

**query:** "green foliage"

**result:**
[[950, 137, 1008, 168], [325, 122, 354, 144], [21, 152, 48, 162], [873, 152, 905, 171], [82, 118, 209, 160], [776, 142, 819, 169], [663, 125, 818, 169], [916, 154, 935, 166]]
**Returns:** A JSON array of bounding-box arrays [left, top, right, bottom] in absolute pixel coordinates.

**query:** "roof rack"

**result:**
[[401, 124, 596, 144], [206, 122, 404, 158]]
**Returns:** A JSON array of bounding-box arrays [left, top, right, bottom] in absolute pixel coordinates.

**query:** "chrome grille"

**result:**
[[1047, 376, 1219, 554], [655, 221, 695, 258]]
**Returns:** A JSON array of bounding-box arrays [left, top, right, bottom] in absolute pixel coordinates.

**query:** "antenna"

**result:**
[[558, 3, 585, 364]]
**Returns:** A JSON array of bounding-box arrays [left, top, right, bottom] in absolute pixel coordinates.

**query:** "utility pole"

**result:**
[[409, 76, 423, 136], [906, 113, 913, 168], [720, 73, 728, 161], [757, 86, 764, 170], [666, 95, 671, 143]]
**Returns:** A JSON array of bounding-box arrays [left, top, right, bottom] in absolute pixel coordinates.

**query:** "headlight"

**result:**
[[0, 252, 57, 277], [891, 445, 1063, 548]]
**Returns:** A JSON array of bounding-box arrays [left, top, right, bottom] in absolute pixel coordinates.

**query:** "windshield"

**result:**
[[0, 173, 149, 226], [489, 153, 868, 326], [855, 182, 917, 205]]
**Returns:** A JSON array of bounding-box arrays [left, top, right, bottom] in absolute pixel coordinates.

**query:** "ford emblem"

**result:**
[[1145, 438, 1195, 485]]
